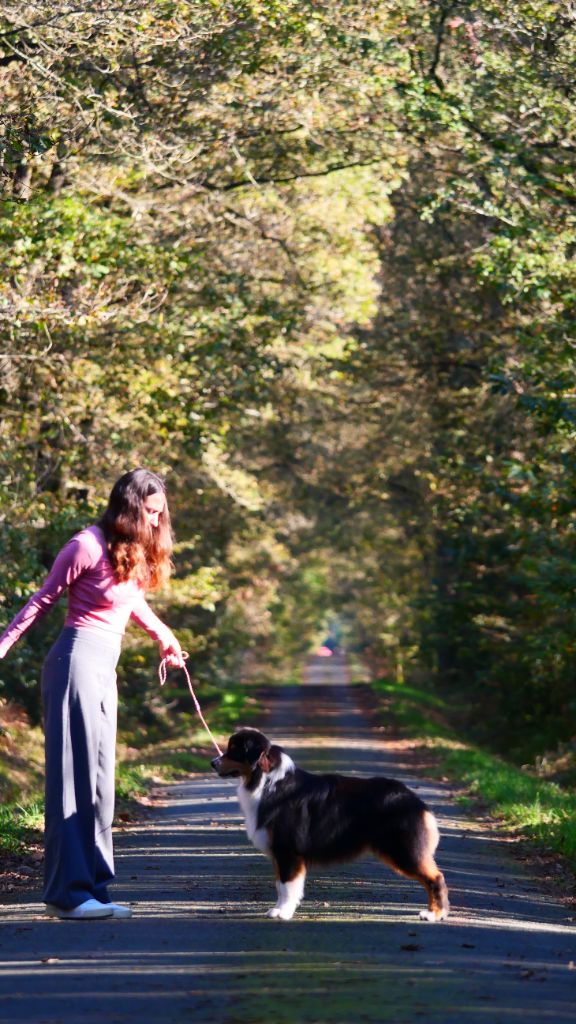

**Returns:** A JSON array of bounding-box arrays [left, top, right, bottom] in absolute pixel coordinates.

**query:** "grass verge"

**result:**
[[0, 702, 44, 856], [370, 678, 576, 866]]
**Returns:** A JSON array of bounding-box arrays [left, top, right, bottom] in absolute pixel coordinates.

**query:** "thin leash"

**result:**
[[159, 652, 223, 756]]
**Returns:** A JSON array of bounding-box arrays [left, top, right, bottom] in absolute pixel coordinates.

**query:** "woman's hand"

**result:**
[[159, 634, 185, 668]]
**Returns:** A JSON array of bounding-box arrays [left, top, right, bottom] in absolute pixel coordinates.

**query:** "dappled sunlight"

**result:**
[[2, 673, 575, 1023], [1, 905, 575, 1023], [279, 733, 409, 750]]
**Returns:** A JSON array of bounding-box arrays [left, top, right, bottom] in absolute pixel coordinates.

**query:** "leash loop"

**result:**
[[159, 652, 223, 756]]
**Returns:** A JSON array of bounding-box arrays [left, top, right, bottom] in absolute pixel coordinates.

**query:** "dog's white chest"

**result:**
[[236, 754, 295, 856], [237, 782, 271, 854]]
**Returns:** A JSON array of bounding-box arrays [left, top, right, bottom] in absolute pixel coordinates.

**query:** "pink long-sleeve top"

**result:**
[[0, 525, 174, 657]]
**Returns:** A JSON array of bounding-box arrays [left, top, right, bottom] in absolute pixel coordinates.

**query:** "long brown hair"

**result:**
[[98, 468, 174, 590]]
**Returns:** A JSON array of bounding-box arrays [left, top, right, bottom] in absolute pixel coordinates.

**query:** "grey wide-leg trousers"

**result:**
[[41, 627, 121, 910]]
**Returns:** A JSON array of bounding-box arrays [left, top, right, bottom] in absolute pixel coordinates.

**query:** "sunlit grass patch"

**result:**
[[115, 749, 210, 801], [0, 802, 43, 855], [438, 744, 576, 860]]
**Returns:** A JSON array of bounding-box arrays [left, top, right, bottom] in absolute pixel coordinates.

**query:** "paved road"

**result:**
[[1, 656, 575, 1022]]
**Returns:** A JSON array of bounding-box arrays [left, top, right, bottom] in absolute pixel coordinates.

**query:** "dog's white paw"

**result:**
[[267, 905, 295, 920], [419, 908, 448, 922]]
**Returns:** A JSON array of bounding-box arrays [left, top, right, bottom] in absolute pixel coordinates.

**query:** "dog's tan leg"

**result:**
[[268, 858, 306, 920], [376, 811, 450, 922], [378, 852, 449, 921], [414, 861, 450, 922], [415, 812, 450, 921]]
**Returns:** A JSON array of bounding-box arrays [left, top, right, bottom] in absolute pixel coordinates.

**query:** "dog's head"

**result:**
[[211, 727, 284, 781]]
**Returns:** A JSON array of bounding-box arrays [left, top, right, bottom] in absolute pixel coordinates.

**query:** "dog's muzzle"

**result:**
[[211, 754, 244, 777]]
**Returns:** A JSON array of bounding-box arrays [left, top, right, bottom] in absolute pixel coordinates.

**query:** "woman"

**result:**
[[0, 468, 184, 920]]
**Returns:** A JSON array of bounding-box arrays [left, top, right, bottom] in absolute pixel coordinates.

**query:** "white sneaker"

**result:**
[[45, 898, 113, 920], [105, 902, 132, 918]]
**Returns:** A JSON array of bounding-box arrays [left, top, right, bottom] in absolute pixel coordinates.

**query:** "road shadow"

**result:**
[[1, 657, 575, 1022]]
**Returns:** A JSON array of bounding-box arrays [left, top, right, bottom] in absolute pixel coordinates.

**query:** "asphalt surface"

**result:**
[[1, 655, 575, 1023]]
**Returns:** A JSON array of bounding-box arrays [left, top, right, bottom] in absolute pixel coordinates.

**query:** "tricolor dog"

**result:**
[[211, 727, 449, 922]]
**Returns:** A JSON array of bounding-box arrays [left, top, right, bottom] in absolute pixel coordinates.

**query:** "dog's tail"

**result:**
[[423, 809, 440, 855]]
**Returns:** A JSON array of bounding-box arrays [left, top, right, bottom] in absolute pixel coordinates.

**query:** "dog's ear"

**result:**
[[258, 745, 283, 773], [257, 749, 272, 773]]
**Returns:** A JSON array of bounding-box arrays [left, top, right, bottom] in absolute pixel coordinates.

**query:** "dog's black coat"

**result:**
[[256, 763, 426, 867], [212, 727, 449, 921]]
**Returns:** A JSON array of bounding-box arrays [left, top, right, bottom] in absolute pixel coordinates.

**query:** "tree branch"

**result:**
[[428, 1, 461, 89], [202, 158, 386, 192]]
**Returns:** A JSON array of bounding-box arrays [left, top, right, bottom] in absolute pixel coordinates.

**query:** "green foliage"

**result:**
[[1, 0, 575, 768]]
